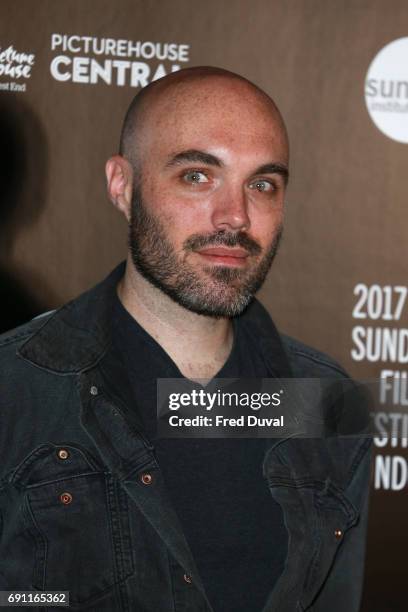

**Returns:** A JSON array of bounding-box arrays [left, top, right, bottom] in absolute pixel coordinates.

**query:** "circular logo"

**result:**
[[365, 37, 408, 143]]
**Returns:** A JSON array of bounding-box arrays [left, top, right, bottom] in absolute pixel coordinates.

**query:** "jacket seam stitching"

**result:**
[[287, 347, 347, 376], [0, 328, 40, 348], [345, 438, 372, 488]]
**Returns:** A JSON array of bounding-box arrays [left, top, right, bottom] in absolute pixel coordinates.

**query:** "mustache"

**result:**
[[183, 231, 262, 256]]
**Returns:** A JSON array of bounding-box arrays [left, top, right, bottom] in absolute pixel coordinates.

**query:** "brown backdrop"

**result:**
[[1, 1, 408, 609]]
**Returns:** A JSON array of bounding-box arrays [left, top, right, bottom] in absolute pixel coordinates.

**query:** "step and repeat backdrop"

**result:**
[[1, 1, 407, 609]]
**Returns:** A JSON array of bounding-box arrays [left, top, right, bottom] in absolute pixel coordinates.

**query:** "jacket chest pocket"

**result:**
[[13, 444, 134, 606]]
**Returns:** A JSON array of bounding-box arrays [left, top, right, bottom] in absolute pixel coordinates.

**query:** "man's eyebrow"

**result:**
[[165, 149, 223, 168], [254, 163, 289, 185]]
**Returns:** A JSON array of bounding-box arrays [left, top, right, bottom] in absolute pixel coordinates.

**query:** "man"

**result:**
[[0, 67, 370, 611]]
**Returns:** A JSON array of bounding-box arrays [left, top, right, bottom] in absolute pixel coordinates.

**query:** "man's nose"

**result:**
[[210, 185, 251, 232]]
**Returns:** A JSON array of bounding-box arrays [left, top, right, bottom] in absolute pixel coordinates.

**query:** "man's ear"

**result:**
[[105, 155, 134, 222]]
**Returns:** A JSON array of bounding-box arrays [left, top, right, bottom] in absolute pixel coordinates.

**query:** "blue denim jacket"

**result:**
[[0, 264, 371, 611]]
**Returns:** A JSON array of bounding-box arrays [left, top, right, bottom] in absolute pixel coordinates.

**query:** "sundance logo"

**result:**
[[0, 44, 35, 92], [365, 37, 408, 143]]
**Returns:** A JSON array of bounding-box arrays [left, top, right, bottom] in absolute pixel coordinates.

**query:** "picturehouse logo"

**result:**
[[49, 34, 190, 88], [365, 37, 408, 143], [0, 44, 35, 92]]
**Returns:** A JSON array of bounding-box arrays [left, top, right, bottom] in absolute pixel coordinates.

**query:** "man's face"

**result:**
[[128, 80, 288, 317]]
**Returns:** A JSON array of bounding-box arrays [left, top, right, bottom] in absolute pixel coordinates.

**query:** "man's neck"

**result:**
[[117, 257, 234, 381]]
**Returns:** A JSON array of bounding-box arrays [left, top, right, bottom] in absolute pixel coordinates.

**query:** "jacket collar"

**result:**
[[18, 261, 292, 377], [18, 262, 125, 374]]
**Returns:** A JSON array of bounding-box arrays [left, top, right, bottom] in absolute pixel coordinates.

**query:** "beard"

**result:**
[[129, 186, 282, 318]]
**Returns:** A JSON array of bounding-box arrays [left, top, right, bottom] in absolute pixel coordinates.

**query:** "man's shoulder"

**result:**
[[280, 333, 349, 378], [0, 311, 54, 357], [0, 263, 126, 375], [245, 298, 348, 379]]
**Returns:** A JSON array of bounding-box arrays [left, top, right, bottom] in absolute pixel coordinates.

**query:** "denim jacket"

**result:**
[[0, 263, 371, 611]]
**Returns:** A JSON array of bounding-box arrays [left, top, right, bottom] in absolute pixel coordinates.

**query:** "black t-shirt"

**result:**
[[111, 295, 287, 612]]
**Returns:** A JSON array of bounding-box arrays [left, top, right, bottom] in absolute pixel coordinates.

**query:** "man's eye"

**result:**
[[183, 170, 209, 184], [249, 179, 275, 193]]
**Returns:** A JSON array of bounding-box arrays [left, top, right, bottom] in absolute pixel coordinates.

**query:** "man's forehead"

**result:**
[[150, 78, 280, 125], [148, 111, 289, 169], [146, 86, 286, 145]]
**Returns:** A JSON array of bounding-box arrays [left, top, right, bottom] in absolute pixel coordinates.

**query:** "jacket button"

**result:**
[[334, 529, 343, 539], [90, 385, 98, 396], [183, 574, 192, 584], [57, 448, 69, 460], [141, 473, 153, 485], [60, 492, 73, 505]]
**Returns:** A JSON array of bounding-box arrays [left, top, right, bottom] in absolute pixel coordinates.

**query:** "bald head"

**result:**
[[119, 66, 289, 172]]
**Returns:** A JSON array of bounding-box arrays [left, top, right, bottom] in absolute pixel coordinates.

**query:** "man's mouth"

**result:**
[[195, 247, 250, 267]]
